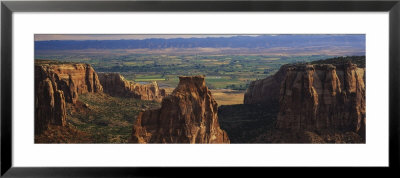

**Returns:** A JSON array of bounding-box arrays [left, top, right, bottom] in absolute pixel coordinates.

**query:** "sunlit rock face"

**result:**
[[35, 62, 103, 135], [98, 73, 165, 102], [35, 63, 103, 104], [245, 61, 365, 136], [35, 78, 67, 135], [130, 75, 230, 143]]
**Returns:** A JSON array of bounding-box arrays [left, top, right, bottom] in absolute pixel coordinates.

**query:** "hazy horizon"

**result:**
[[34, 34, 363, 41], [34, 34, 264, 41]]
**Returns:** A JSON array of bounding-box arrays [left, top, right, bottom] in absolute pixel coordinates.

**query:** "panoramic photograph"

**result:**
[[34, 34, 366, 144]]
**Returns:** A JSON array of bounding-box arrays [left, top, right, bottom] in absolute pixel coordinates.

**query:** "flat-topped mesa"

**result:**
[[35, 62, 103, 104], [244, 58, 365, 136], [130, 75, 230, 143], [98, 73, 166, 102], [35, 61, 103, 135]]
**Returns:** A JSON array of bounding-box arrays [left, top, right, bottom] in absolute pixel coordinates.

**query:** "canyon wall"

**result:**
[[244, 66, 288, 106], [98, 73, 165, 102], [35, 78, 67, 135], [35, 63, 103, 104], [244, 61, 366, 136], [130, 75, 230, 143], [35, 62, 103, 135]]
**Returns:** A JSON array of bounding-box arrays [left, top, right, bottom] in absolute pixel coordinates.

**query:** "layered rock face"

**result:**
[[98, 73, 165, 102], [244, 66, 287, 106], [35, 62, 103, 135], [130, 75, 230, 143], [244, 61, 366, 135], [35, 78, 67, 135], [35, 63, 103, 104]]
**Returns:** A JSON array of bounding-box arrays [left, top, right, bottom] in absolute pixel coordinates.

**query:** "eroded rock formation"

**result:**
[[244, 60, 366, 136], [35, 61, 103, 134], [130, 75, 230, 143], [244, 66, 287, 106], [98, 73, 165, 102], [35, 62, 103, 104], [35, 78, 67, 135]]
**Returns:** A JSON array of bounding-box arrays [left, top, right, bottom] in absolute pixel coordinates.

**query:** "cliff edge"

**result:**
[[35, 61, 103, 135], [244, 57, 366, 138], [98, 73, 165, 102]]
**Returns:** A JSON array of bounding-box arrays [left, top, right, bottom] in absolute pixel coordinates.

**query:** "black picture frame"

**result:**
[[1, 0, 399, 177]]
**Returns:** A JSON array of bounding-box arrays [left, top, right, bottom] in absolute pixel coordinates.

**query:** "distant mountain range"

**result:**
[[35, 35, 365, 51]]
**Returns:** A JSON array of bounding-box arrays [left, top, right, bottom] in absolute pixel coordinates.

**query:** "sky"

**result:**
[[34, 34, 260, 41]]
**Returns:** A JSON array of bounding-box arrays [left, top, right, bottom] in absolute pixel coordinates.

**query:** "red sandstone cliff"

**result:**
[[35, 78, 67, 135], [98, 73, 165, 102], [35, 62, 103, 104], [244, 66, 287, 106], [35, 61, 103, 135], [244, 60, 366, 136], [130, 75, 230, 143]]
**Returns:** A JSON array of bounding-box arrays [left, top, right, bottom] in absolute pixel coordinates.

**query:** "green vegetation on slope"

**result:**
[[66, 93, 161, 143]]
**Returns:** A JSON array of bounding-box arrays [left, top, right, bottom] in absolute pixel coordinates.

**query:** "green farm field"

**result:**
[[36, 49, 333, 90]]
